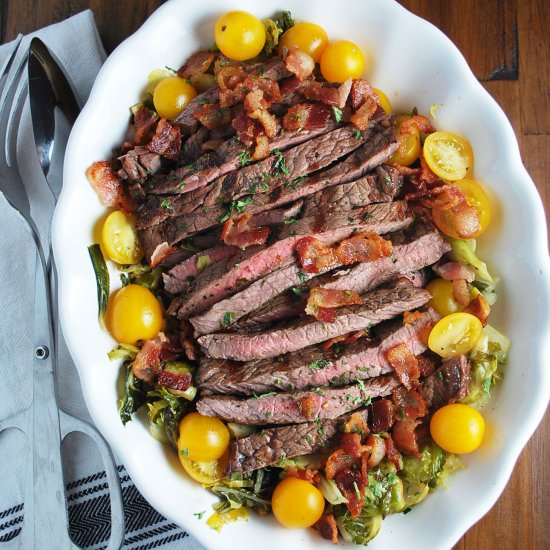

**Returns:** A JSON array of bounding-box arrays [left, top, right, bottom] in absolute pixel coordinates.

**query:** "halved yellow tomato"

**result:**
[[278, 22, 328, 62], [423, 131, 474, 181], [428, 312, 483, 358], [373, 88, 392, 115], [452, 179, 491, 237], [179, 453, 228, 485], [102, 210, 143, 265], [426, 278, 462, 316], [388, 116, 421, 166]]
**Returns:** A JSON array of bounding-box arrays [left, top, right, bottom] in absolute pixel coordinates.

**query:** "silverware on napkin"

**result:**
[[0, 37, 123, 549]]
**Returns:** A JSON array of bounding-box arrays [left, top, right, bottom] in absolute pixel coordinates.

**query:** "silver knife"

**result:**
[[25, 37, 124, 549]]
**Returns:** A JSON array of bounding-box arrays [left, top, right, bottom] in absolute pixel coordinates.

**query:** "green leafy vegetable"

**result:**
[[119, 263, 162, 290], [335, 509, 382, 545], [88, 244, 109, 329], [118, 363, 147, 425], [448, 238, 494, 283], [108, 343, 139, 361], [318, 475, 348, 505], [307, 358, 331, 370], [146, 387, 189, 447]]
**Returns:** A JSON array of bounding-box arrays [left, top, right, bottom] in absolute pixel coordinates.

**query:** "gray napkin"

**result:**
[[0, 11, 203, 549]]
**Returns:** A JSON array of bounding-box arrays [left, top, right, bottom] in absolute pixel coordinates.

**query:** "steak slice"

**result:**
[[198, 285, 431, 361], [196, 374, 399, 425], [228, 413, 366, 473], [170, 201, 413, 319], [137, 122, 397, 256], [420, 355, 472, 408], [198, 308, 439, 395], [239, 221, 450, 330]]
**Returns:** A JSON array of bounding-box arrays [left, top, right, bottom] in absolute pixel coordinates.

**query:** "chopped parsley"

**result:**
[[220, 311, 235, 329], [332, 106, 343, 123], [164, 65, 177, 73], [284, 176, 305, 189], [290, 286, 306, 298], [353, 480, 361, 499], [297, 271, 308, 283], [218, 196, 255, 222], [284, 218, 298, 225], [253, 391, 278, 400], [160, 198, 174, 211], [307, 358, 331, 370], [353, 128, 362, 139], [483, 377, 492, 396], [331, 342, 346, 356], [238, 149, 253, 167], [180, 448, 189, 457], [363, 396, 372, 406], [272, 150, 289, 176], [363, 212, 374, 221], [199, 98, 209, 105], [193, 511, 206, 520], [384, 174, 393, 186]]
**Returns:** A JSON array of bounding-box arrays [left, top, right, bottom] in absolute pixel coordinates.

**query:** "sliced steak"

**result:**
[[198, 308, 439, 395], [162, 245, 239, 294], [239, 221, 450, 330], [196, 374, 399, 425], [171, 201, 413, 319], [198, 285, 431, 361], [137, 121, 397, 253], [420, 355, 472, 408], [228, 415, 350, 473]]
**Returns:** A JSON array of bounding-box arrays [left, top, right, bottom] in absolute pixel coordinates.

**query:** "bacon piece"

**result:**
[[452, 278, 471, 307], [342, 411, 370, 435], [252, 134, 270, 161], [194, 104, 231, 129], [295, 236, 338, 273], [147, 118, 182, 160], [177, 51, 216, 79], [282, 102, 333, 132], [305, 288, 363, 321], [221, 213, 270, 250], [159, 340, 181, 362], [322, 330, 368, 351], [284, 45, 315, 81], [434, 261, 476, 282], [366, 435, 386, 468], [349, 79, 376, 110], [316, 514, 339, 545], [401, 115, 435, 136], [419, 155, 439, 184], [335, 233, 392, 264], [157, 369, 192, 391], [301, 80, 351, 109], [405, 184, 465, 209], [435, 203, 481, 239], [179, 320, 198, 361], [392, 419, 422, 457], [340, 433, 367, 458], [218, 65, 246, 90], [250, 107, 278, 139], [350, 96, 379, 130], [150, 242, 176, 268], [133, 105, 159, 144], [417, 353, 438, 377], [392, 387, 428, 420], [384, 435, 403, 470], [132, 338, 163, 383], [325, 449, 355, 480], [335, 466, 366, 517], [298, 395, 318, 421], [284, 468, 321, 484], [463, 294, 491, 325], [231, 111, 262, 147], [386, 343, 420, 390], [86, 161, 134, 213], [368, 398, 395, 433]]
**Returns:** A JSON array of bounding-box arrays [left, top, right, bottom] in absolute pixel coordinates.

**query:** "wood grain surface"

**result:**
[[1, 1, 548, 548]]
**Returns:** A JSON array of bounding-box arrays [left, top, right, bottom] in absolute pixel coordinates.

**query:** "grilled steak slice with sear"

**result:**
[[198, 308, 439, 395], [196, 374, 399, 425], [170, 201, 413, 320], [420, 355, 472, 408], [197, 285, 431, 361]]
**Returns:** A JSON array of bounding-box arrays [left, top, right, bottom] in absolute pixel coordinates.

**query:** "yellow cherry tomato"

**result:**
[[452, 179, 491, 237], [214, 11, 266, 61], [430, 404, 485, 454], [373, 88, 392, 115], [178, 412, 230, 462], [320, 40, 365, 83], [428, 312, 483, 358], [107, 284, 164, 344], [426, 278, 462, 316], [388, 116, 421, 166], [153, 76, 197, 120], [278, 22, 328, 62], [423, 131, 474, 181], [179, 454, 228, 485], [101, 210, 143, 265], [272, 477, 325, 529]]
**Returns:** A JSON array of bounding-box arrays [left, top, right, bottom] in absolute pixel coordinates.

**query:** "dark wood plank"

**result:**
[[400, 0, 518, 81]]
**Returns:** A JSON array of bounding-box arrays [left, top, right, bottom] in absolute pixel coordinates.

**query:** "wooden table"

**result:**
[[1, 1, 548, 548]]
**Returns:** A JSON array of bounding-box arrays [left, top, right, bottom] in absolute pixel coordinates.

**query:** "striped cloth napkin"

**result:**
[[0, 10, 204, 550]]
